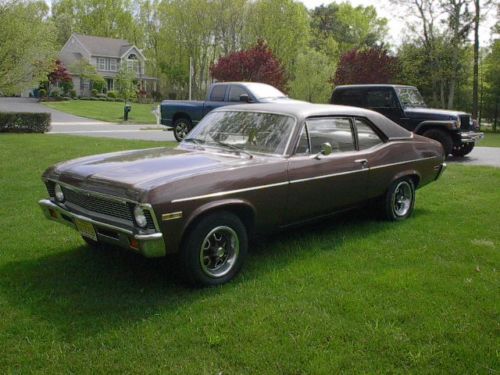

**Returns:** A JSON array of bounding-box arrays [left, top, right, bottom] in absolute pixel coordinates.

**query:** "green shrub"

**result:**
[[0, 112, 51, 133], [107, 91, 117, 98], [69, 89, 77, 98], [91, 89, 98, 97], [39, 89, 47, 98]]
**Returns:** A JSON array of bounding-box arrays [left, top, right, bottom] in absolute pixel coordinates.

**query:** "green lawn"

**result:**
[[480, 130, 500, 147], [44, 100, 159, 124], [1, 134, 498, 373]]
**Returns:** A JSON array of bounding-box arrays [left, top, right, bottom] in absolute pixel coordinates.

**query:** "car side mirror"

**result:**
[[314, 142, 332, 159], [240, 94, 252, 103]]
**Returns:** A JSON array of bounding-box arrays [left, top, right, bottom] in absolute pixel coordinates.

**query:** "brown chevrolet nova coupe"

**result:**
[[40, 103, 446, 286]]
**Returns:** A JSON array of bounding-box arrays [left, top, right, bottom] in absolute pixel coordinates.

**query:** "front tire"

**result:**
[[173, 117, 192, 142], [180, 212, 248, 286], [422, 128, 453, 156], [452, 142, 474, 157], [383, 178, 416, 221]]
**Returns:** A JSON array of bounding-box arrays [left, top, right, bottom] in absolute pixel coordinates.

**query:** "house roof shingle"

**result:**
[[73, 33, 135, 58]]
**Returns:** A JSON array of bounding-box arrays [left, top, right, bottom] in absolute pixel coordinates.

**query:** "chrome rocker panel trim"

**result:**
[[39, 199, 166, 258]]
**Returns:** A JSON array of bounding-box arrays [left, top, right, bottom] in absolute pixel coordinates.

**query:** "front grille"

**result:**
[[62, 187, 133, 222], [460, 115, 471, 130]]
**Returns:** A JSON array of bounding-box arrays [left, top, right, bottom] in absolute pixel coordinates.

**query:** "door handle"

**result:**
[[355, 159, 368, 167]]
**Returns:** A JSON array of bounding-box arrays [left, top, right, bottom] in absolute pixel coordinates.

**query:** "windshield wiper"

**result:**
[[212, 140, 254, 159], [183, 138, 205, 150]]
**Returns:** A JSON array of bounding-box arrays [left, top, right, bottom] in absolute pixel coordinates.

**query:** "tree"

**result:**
[[0, 0, 56, 95], [483, 41, 500, 131], [244, 0, 310, 74], [51, 0, 139, 46], [210, 40, 286, 90], [310, 3, 388, 58], [69, 59, 105, 94], [289, 48, 335, 103], [116, 66, 137, 101], [333, 48, 399, 86], [47, 60, 72, 94]]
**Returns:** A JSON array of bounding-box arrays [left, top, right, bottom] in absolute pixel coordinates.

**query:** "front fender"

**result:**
[[182, 198, 257, 236], [414, 120, 457, 133]]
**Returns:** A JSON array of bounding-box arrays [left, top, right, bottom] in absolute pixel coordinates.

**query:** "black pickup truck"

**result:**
[[160, 82, 300, 141], [331, 84, 483, 156]]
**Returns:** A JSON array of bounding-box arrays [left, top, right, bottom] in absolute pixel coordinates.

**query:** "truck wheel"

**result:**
[[452, 143, 474, 157], [422, 129, 453, 156], [173, 117, 192, 142], [382, 178, 415, 221], [180, 212, 248, 287]]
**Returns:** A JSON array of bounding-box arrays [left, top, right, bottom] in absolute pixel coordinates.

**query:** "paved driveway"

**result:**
[[448, 147, 500, 168], [0, 97, 176, 141]]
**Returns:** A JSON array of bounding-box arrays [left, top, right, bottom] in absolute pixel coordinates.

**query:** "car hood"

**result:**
[[45, 147, 264, 201], [405, 107, 468, 120]]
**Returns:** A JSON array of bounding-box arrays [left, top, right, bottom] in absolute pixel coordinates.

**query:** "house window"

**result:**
[[106, 79, 114, 92], [97, 57, 106, 70], [97, 58, 118, 71]]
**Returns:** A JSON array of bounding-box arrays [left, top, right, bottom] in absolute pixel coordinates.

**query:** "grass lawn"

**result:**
[[1, 134, 498, 373], [480, 130, 500, 147], [44, 100, 159, 124]]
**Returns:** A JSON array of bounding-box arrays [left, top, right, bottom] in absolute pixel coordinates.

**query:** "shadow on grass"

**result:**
[[0, 206, 425, 338]]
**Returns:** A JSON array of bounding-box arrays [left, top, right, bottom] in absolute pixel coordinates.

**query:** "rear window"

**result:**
[[366, 89, 397, 108]]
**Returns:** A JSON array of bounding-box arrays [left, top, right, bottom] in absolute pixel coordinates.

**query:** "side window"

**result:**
[[228, 86, 248, 102], [295, 126, 310, 154], [366, 90, 396, 108], [306, 118, 355, 154], [333, 90, 364, 106], [209, 85, 226, 102], [355, 118, 383, 150]]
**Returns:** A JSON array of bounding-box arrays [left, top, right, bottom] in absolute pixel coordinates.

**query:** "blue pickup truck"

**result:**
[[160, 82, 299, 141]]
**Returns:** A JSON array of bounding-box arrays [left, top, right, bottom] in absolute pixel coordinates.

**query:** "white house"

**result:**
[[59, 33, 157, 96]]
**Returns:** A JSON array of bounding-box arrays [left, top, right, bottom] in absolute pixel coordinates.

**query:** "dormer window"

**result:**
[[128, 54, 137, 60]]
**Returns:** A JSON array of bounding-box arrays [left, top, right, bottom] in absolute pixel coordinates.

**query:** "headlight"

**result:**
[[133, 206, 147, 228], [54, 184, 65, 202]]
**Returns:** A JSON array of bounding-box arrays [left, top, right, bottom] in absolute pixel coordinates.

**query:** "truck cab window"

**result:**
[[210, 85, 226, 102]]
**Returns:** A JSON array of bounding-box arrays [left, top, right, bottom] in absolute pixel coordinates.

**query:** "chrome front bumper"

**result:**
[[460, 131, 484, 143], [39, 199, 166, 257]]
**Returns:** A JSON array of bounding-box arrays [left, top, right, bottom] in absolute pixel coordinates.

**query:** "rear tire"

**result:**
[[422, 128, 453, 156], [452, 142, 474, 157], [180, 212, 248, 287], [382, 178, 415, 221], [173, 117, 192, 142]]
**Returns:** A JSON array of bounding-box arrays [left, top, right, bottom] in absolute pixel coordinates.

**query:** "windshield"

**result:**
[[182, 111, 295, 155], [245, 83, 287, 99], [396, 87, 427, 108]]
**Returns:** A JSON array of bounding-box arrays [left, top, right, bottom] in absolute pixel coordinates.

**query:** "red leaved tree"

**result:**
[[47, 59, 72, 94], [210, 40, 286, 90], [333, 48, 399, 86]]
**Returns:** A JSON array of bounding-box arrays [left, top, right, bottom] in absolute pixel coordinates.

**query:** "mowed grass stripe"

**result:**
[[0, 134, 498, 373]]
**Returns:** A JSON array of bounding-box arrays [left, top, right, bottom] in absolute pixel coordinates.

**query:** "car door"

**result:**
[[286, 117, 369, 223], [203, 85, 228, 115]]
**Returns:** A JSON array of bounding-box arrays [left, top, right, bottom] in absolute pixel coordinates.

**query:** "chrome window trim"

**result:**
[[170, 156, 439, 203]]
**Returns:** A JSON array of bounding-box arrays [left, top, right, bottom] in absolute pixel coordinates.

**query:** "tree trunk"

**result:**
[[494, 98, 499, 132], [472, 0, 480, 119]]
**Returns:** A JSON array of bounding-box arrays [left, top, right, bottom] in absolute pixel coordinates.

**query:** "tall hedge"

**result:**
[[0, 112, 51, 133]]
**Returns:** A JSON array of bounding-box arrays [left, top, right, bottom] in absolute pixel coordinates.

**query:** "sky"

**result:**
[[298, 0, 497, 47]]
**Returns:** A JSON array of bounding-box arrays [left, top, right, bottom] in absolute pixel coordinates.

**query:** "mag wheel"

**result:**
[[383, 178, 415, 221], [173, 117, 192, 142], [180, 212, 247, 286]]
